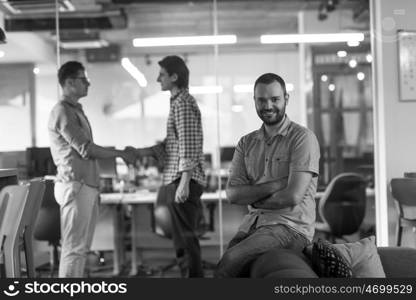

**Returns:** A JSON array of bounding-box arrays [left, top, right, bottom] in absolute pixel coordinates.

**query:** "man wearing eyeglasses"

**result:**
[[48, 61, 136, 277]]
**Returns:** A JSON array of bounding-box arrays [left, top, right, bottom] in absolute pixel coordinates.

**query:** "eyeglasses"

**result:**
[[72, 77, 90, 84]]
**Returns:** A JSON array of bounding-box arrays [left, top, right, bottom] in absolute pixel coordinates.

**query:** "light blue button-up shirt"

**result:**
[[48, 98, 99, 188], [228, 116, 320, 241]]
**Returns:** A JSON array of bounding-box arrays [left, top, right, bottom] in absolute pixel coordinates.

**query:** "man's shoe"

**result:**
[[177, 255, 189, 278]]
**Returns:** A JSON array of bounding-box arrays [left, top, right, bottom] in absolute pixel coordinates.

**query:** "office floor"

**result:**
[[85, 245, 219, 278], [34, 230, 222, 279], [34, 198, 416, 278]]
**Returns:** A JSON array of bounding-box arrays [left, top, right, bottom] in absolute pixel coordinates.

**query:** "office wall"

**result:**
[[374, 0, 416, 177], [372, 0, 416, 245]]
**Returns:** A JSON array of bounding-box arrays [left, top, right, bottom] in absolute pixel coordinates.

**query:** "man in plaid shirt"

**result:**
[[131, 55, 206, 277]]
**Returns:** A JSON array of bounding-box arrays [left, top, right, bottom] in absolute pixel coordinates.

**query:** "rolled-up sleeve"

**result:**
[[228, 137, 251, 186], [174, 100, 201, 172], [53, 106, 93, 159], [150, 139, 167, 163], [289, 129, 320, 177]]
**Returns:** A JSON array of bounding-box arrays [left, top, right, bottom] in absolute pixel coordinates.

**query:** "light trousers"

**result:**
[[215, 224, 309, 278], [55, 181, 99, 278]]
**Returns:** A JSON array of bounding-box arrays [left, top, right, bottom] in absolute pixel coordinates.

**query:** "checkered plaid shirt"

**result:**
[[151, 89, 206, 186]]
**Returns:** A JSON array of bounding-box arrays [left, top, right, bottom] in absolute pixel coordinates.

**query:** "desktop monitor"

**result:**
[[26, 147, 57, 178], [220, 146, 235, 164]]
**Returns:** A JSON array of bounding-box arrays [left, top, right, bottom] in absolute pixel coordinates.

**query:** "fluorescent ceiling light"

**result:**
[[121, 58, 147, 87], [60, 39, 109, 49], [337, 50, 347, 57], [2, 3, 20, 14], [260, 33, 365, 44], [62, 0, 75, 12], [2, 0, 75, 14], [133, 35, 237, 47], [347, 40, 360, 47], [0, 50, 5, 58], [189, 85, 223, 95]]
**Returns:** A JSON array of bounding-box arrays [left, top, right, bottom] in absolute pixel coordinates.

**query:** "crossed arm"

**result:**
[[252, 171, 313, 209], [226, 178, 287, 206], [227, 171, 313, 210]]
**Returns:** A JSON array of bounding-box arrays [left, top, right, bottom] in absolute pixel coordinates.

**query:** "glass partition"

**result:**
[[0, 0, 375, 277], [0, 63, 35, 150], [54, 0, 223, 274], [216, 0, 375, 251], [215, 1, 304, 252]]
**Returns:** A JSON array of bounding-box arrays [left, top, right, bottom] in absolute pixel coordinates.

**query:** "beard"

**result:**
[[256, 106, 286, 126]]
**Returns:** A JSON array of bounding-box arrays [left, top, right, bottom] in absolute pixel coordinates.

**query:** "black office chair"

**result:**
[[390, 178, 416, 246], [153, 202, 215, 277], [33, 179, 61, 277], [315, 173, 367, 243]]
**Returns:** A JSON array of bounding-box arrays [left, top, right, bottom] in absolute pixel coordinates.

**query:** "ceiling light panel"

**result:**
[[261, 33, 364, 44], [133, 35, 237, 47]]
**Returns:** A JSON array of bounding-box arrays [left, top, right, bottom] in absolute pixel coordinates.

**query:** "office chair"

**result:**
[[0, 186, 10, 277], [0, 27, 6, 44], [153, 202, 215, 277], [315, 173, 367, 243], [390, 178, 416, 246], [33, 179, 61, 277], [20, 179, 45, 277], [0, 184, 30, 277]]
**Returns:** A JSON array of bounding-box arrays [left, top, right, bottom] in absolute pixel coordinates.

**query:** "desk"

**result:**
[[100, 190, 227, 275], [100, 190, 227, 205]]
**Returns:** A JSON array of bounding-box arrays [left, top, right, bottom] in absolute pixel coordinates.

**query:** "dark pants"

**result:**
[[156, 179, 204, 277]]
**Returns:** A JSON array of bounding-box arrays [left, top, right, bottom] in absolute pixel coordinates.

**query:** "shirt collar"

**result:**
[[170, 88, 188, 102], [256, 115, 291, 140], [62, 96, 83, 110]]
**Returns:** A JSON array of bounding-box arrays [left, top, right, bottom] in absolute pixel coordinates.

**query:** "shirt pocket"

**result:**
[[271, 155, 290, 179]]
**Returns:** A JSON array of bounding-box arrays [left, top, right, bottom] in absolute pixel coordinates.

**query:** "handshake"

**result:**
[[119, 146, 147, 166]]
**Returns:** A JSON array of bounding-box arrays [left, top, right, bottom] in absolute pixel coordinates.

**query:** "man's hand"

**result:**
[[175, 181, 190, 203], [121, 147, 137, 166], [251, 198, 267, 209]]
